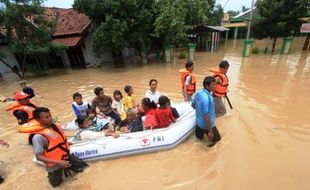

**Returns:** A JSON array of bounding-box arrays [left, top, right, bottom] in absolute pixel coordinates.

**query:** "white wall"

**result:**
[[82, 34, 113, 65], [0, 45, 20, 74]]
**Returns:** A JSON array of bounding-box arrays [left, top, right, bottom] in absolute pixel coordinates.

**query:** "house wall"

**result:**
[[0, 45, 20, 74], [82, 34, 113, 65]]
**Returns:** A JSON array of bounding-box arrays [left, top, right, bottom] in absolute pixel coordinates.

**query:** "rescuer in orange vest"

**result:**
[[179, 61, 196, 102], [7, 92, 37, 124], [209, 60, 230, 117]]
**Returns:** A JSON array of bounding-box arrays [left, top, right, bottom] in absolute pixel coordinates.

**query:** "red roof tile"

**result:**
[[45, 8, 92, 37], [51, 36, 83, 47]]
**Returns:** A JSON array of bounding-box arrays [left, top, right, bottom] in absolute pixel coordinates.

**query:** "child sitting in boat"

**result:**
[[112, 90, 126, 120], [119, 108, 143, 133], [72, 92, 91, 117], [86, 108, 114, 131], [124, 85, 136, 112], [165, 96, 180, 119], [74, 115, 119, 141], [140, 97, 157, 129], [153, 96, 176, 129]]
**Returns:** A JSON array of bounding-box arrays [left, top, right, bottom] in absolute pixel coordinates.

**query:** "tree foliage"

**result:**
[[154, 0, 210, 46], [252, 0, 308, 40], [0, 0, 65, 78], [73, 0, 157, 56]]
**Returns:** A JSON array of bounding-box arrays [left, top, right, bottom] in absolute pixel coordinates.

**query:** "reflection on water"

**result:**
[[0, 39, 310, 190]]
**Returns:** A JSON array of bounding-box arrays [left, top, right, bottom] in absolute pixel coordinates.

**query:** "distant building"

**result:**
[[223, 7, 259, 39]]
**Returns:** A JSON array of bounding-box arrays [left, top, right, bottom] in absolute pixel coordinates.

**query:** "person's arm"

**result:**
[[72, 104, 81, 117], [36, 154, 71, 168], [191, 95, 196, 109], [202, 98, 213, 140], [215, 76, 223, 84], [183, 75, 191, 101]]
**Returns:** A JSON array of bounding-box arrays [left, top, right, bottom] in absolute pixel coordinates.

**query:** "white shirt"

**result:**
[[145, 89, 161, 104]]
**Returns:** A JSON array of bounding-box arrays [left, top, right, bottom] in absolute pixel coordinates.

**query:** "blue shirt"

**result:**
[[192, 89, 215, 129]]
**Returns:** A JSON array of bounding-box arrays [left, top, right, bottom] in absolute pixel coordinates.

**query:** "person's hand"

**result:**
[[112, 133, 119, 138], [207, 130, 214, 140], [0, 140, 9, 148], [56, 160, 71, 168]]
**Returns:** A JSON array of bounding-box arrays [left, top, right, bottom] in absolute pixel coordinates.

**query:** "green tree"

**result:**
[[252, 0, 308, 53], [226, 10, 240, 17], [154, 0, 209, 46], [73, 0, 156, 58], [208, 4, 224, 25], [0, 0, 65, 79]]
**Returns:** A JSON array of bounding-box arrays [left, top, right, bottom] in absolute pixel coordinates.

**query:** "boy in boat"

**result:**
[[153, 96, 176, 129], [72, 92, 91, 117], [74, 115, 119, 141], [191, 76, 221, 147], [119, 108, 143, 133]]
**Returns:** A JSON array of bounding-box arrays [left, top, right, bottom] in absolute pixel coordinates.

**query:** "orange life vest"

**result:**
[[28, 123, 69, 167], [179, 69, 196, 95], [7, 102, 36, 120], [209, 68, 229, 97], [17, 119, 45, 133]]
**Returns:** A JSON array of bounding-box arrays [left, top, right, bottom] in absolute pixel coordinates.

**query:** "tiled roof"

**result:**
[[51, 36, 83, 47], [45, 8, 92, 37]]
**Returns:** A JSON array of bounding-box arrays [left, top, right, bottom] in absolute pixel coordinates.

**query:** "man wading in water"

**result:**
[[30, 107, 87, 187], [192, 76, 221, 147]]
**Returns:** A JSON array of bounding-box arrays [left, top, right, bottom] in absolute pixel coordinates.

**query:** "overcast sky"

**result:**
[[44, 0, 254, 12]]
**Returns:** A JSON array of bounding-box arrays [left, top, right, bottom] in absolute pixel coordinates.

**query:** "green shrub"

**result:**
[[252, 47, 259, 54], [179, 50, 187, 59]]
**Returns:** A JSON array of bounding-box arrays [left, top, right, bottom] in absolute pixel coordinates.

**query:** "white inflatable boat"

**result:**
[[69, 102, 196, 161]]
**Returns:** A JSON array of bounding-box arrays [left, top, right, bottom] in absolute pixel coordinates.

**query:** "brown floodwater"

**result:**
[[0, 38, 309, 190]]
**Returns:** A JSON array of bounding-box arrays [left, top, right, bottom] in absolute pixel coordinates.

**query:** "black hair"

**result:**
[[149, 79, 158, 86], [94, 86, 103, 96], [203, 76, 215, 89], [33, 107, 50, 120], [75, 115, 87, 128], [219, 60, 229, 68], [158, 96, 169, 107], [124, 85, 132, 93], [185, 61, 194, 69], [86, 107, 96, 115], [72, 92, 82, 100], [113, 90, 123, 99], [141, 98, 157, 109]]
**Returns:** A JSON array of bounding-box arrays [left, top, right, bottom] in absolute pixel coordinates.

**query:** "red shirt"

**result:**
[[154, 107, 175, 128], [144, 108, 156, 129]]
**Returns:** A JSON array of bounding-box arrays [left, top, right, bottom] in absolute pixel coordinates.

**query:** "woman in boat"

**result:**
[[145, 79, 161, 104], [74, 115, 119, 141]]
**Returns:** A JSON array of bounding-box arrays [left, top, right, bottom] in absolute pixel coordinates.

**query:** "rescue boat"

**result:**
[[69, 102, 196, 161]]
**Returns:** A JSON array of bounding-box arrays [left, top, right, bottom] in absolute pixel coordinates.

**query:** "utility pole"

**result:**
[[246, 0, 255, 39]]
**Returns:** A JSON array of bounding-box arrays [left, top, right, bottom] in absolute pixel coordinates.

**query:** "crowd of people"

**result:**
[[1, 60, 230, 187]]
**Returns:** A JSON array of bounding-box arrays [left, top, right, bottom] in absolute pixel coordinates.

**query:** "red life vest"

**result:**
[[179, 69, 196, 95], [7, 102, 36, 120], [209, 68, 229, 97], [28, 123, 69, 167]]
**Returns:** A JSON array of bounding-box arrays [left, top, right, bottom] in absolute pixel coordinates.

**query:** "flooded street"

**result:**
[[0, 38, 310, 190]]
